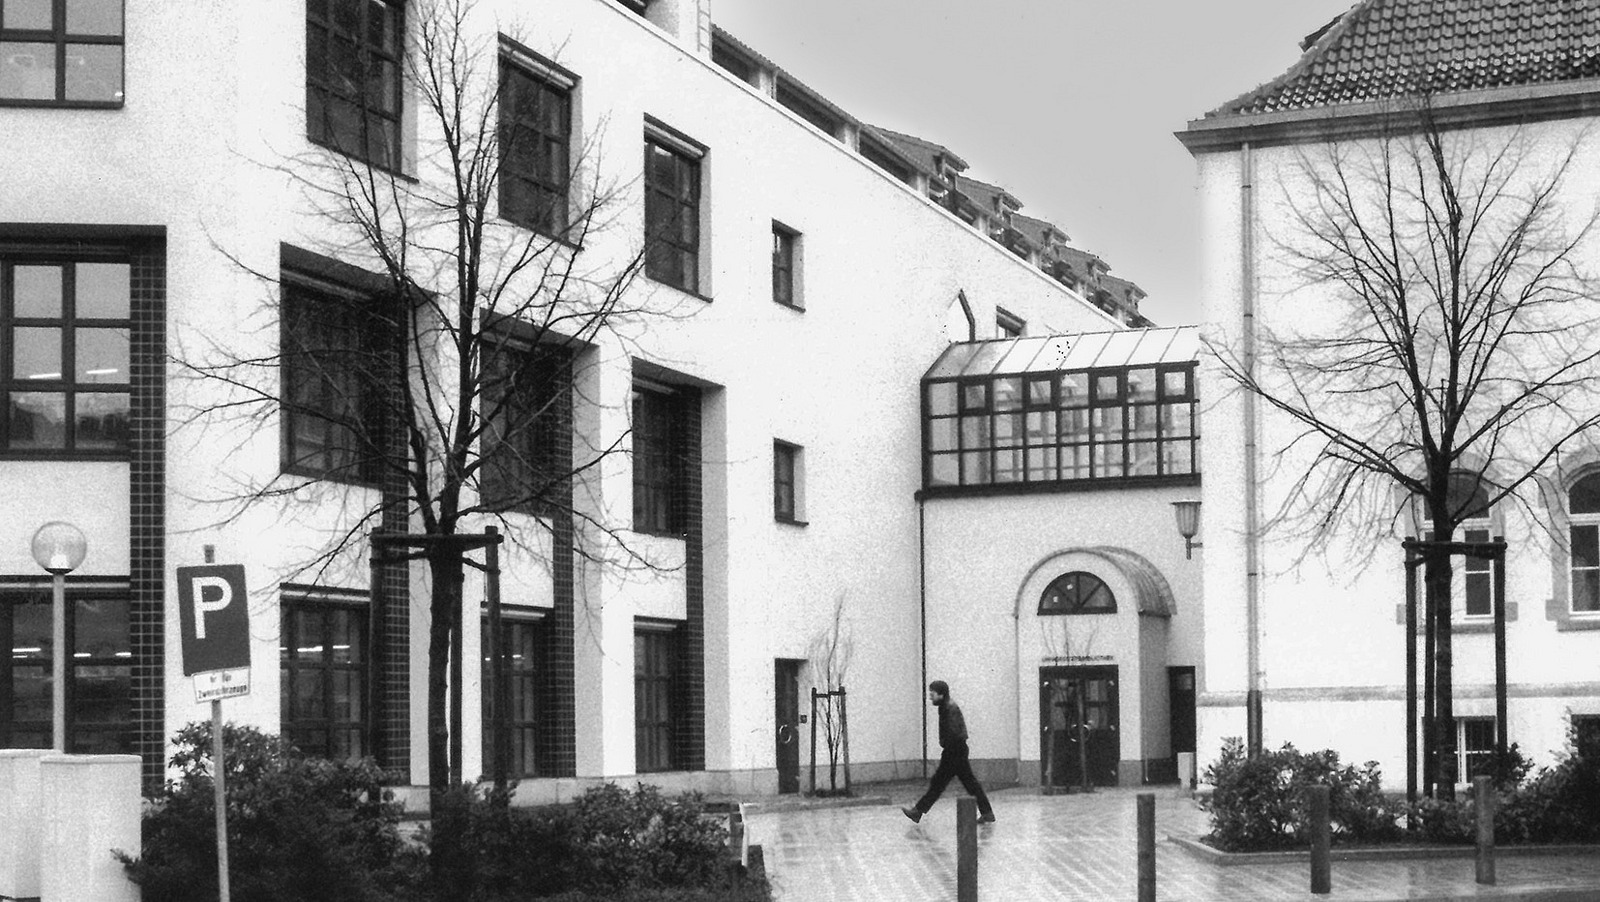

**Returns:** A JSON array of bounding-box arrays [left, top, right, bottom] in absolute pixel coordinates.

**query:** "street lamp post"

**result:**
[[1171, 499, 1203, 559], [31, 521, 87, 754]]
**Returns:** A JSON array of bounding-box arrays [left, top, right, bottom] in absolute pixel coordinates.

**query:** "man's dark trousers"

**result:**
[[913, 741, 994, 818]]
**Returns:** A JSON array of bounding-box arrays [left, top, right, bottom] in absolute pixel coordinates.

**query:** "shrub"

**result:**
[[1201, 738, 1404, 852], [420, 782, 742, 901], [1405, 734, 1600, 845], [118, 723, 408, 902]]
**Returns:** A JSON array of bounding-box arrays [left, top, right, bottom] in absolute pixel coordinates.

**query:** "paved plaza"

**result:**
[[743, 786, 1600, 902]]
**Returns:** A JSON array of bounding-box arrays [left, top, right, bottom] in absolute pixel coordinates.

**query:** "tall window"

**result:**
[[0, 0, 123, 105], [1038, 572, 1115, 615], [1569, 472, 1600, 614], [1457, 717, 1496, 782], [925, 364, 1198, 489], [635, 627, 675, 773], [774, 440, 803, 522], [632, 384, 687, 535], [280, 597, 367, 760], [281, 280, 384, 483], [481, 344, 569, 517], [644, 129, 702, 294], [307, 0, 403, 169], [499, 53, 572, 236], [1, 257, 131, 454], [481, 614, 541, 780], [1424, 471, 1498, 618], [772, 223, 799, 308], [1, 586, 132, 753]]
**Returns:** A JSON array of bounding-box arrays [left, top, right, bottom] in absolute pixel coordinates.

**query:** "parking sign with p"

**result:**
[[177, 564, 251, 681]]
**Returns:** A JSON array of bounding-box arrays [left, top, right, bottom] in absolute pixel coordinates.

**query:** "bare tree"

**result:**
[[806, 592, 853, 795], [178, 0, 686, 820], [1212, 97, 1600, 796]]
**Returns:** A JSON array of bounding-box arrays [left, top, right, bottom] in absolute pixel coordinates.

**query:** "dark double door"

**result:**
[[1040, 665, 1119, 788], [775, 660, 802, 794]]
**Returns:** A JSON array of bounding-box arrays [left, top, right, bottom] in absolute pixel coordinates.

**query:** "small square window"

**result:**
[[1, 0, 124, 107]]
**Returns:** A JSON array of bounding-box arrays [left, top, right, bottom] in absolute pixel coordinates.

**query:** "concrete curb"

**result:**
[[739, 794, 893, 815], [1166, 833, 1600, 866]]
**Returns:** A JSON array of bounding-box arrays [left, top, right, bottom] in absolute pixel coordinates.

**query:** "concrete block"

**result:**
[[39, 754, 141, 902], [0, 749, 47, 900]]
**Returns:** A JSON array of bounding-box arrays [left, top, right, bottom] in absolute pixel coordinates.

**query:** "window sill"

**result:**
[[644, 275, 714, 304], [281, 463, 384, 490], [1555, 613, 1600, 632], [306, 135, 418, 183], [631, 526, 687, 540], [498, 215, 583, 253], [0, 98, 124, 110], [773, 299, 805, 313], [775, 515, 809, 527], [0, 449, 131, 462]]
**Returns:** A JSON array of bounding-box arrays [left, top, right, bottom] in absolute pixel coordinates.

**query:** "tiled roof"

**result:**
[[1055, 246, 1107, 276], [864, 126, 970, 175], [1101, 274, 1147, 302], [1210, 0, 1600, 117], [954, 175, 1021, 214], [1011, 212, 1070, 244]]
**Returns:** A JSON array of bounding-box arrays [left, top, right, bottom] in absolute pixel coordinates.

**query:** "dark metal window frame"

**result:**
[[643, 124, 704, 296], [634, 624, 676, 773], [306, 0, 404, 170], [0, 0, 124, 108], [1569, 471, 1600, 615], [497, 46, 574, 238], [480, 340, 570, 518], [1038, 571, 1117, 616], [773, 439, 800, 523], [631, 382, 688, 536], [923, 362, 1199, 491], [279, 593, 369, 761], [480, 610, 544, 780], [771, 221, 799, 309], [0, 579, 133, 753], [0, 252, 132, 458], [996, 307, 1025, 338], [280, 275, 387, 486]]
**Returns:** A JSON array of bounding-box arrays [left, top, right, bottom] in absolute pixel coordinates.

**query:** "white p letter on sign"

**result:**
[[191, 576, 233, 640]]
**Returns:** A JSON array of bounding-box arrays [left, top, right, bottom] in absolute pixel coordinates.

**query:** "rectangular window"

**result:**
[[774, 80, 841, 138], [644, 127, 703, 295], [481, 613, 541, 780], [480, 343, 569, 517], [307, 0, 403, 169], [774, 440, 804, 522], [631, 384, 687, 535], [0, 586, 132, 753], [280, 596, 367, 760], [772, 223, 799, 309], [1462, 528, 1494, 617], [1571, 523, 1600, 613], [923, 363, 1199, 489], [634, 627, 675, 773], [1458, 717, 1496, 783], [0, 0, 123, 106], [0, 256, 131, 455], [996, 308, 1025, 338], [498, 53, 572, 237], [1574, 715, 1600, 759], [281, 279, 386, 484]]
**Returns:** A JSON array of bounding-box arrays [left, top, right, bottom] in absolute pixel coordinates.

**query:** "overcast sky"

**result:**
[[711, 0, 1359, 326]]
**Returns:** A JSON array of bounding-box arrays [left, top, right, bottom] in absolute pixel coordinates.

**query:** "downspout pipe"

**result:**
[[917, 492, 929, 777], [1241, 142, 1264, 756]]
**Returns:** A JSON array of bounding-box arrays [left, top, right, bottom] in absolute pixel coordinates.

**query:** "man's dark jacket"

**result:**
[[937, 698, 969, 749]]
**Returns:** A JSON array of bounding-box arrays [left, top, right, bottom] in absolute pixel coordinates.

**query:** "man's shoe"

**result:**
[[901, 806, 923, 823], [977, 813, 997, 824]]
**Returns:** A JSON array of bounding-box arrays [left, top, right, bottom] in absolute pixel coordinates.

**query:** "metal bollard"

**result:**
[[1137, 792, 1155, 902], [1309, 784, 1331, 895], [1475, 776, 1496, 885], [957, 797, 978, 902]]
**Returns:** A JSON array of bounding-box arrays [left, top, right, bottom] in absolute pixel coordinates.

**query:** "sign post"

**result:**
[[177, 548, 250, 902]]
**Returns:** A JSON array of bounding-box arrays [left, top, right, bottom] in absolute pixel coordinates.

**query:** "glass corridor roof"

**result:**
[[923, 326, 1201, 380]]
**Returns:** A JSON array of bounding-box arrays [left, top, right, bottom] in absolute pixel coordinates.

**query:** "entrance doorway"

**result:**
[[774, 660, 802, 794], [1040, 665, 1119, 788], [1168, 666, 1197, 783]]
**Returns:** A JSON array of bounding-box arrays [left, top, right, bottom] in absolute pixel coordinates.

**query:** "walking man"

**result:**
[[902, 680, 996, 823]]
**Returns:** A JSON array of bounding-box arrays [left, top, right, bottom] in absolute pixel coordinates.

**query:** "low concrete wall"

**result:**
[[0, 749, 47, 900], [40, 754, 140, 902]]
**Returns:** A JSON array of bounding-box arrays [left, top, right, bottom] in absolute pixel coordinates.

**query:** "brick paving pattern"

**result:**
[[745, 786, 1600, 902]]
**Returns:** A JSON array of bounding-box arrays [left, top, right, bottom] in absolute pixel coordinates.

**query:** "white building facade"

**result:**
[[1181, 0, 1600, 790], [4, 0, 1218, 801]]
